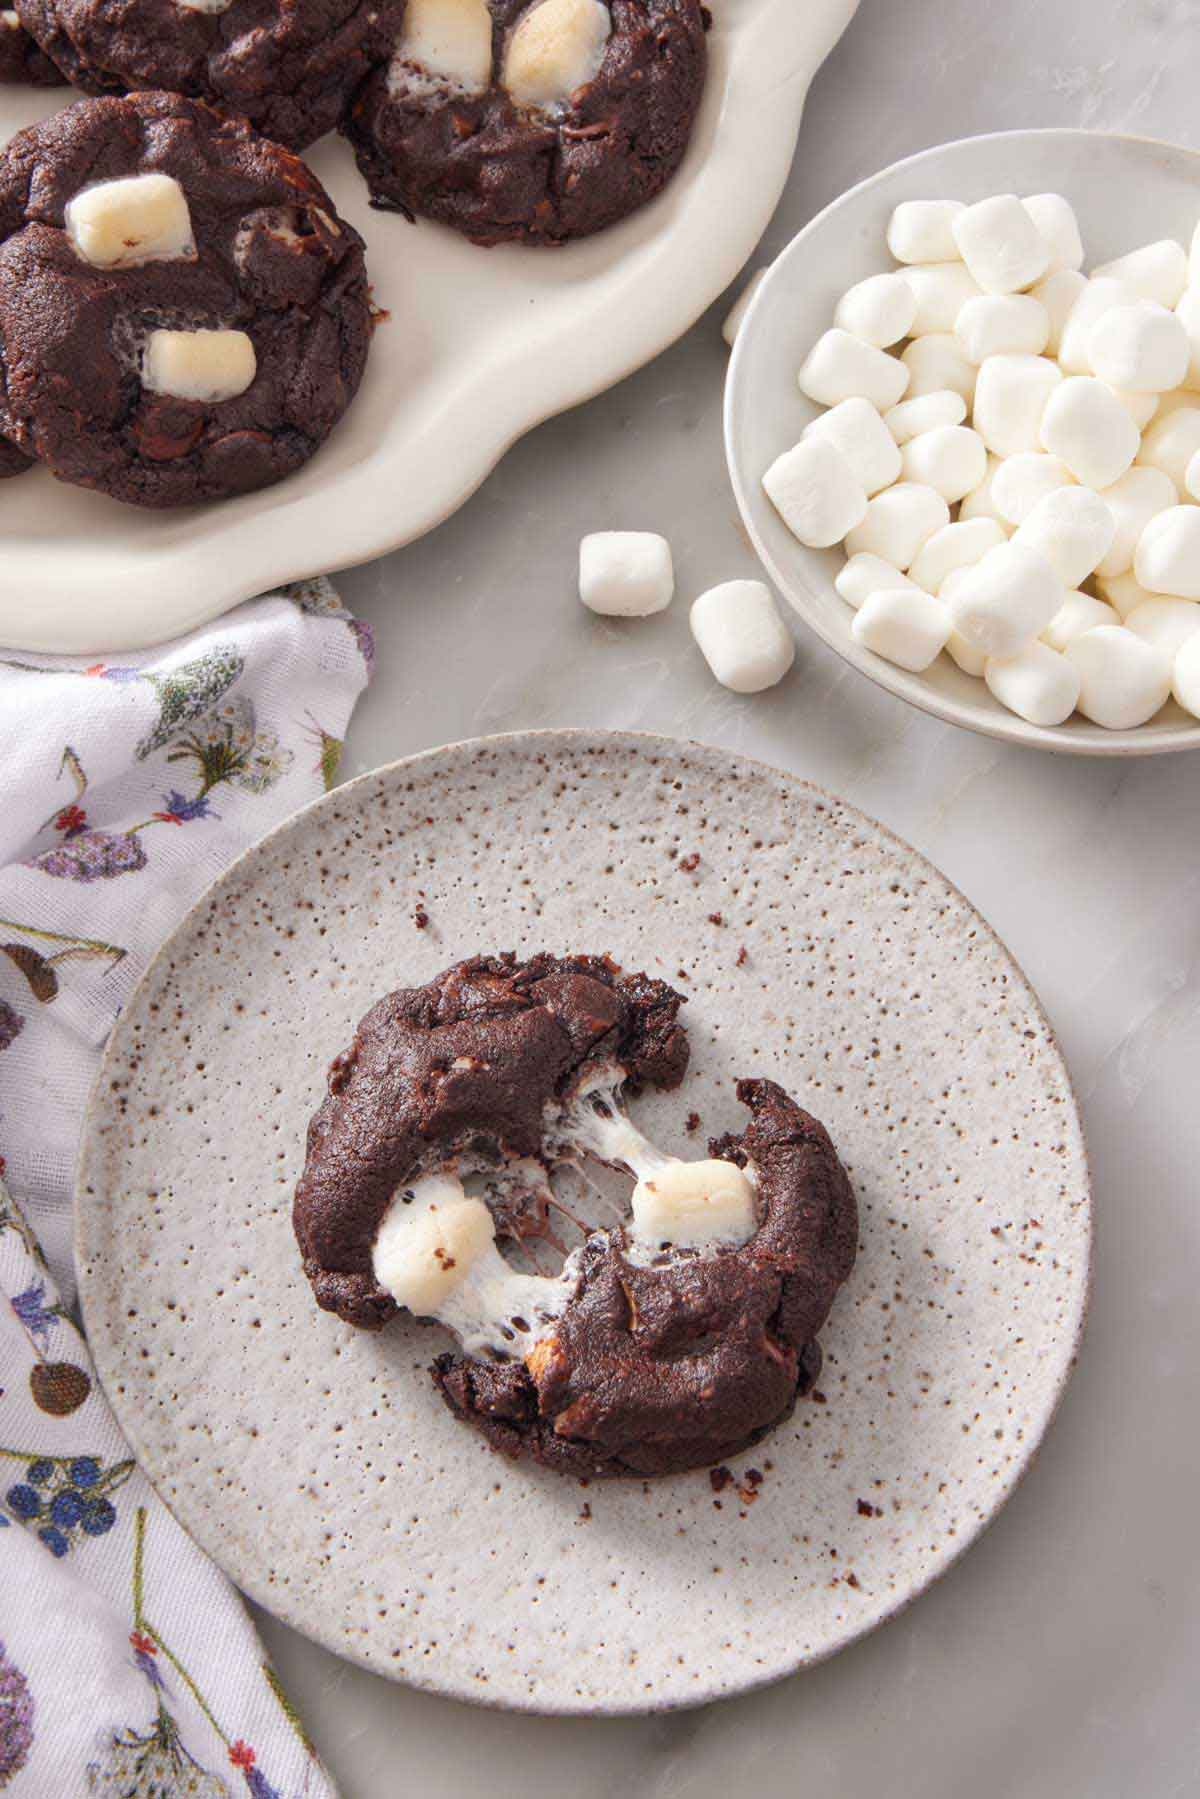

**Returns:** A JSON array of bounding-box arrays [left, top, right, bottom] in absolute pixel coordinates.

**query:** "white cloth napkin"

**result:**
[[0, 579, 372, 1796]]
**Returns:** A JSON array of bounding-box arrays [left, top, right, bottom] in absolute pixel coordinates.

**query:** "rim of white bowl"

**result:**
[[725, 127, 1200, 759]]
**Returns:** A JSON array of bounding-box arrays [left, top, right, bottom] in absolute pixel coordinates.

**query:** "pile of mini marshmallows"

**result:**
[[760, 193, 1200, 730]]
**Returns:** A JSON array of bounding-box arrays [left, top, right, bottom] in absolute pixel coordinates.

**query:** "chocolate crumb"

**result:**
[[579, 1502, 592, 1521], [811, 1390, 827, 1405], [709, 1465, 734, 1493], [685, 1111, 702, 1134], [707, 912, 724, 926], [744, 1467, 763, 1487], [413, 907, 429, 930], [846, 1572, 860, 1589], [736, 946, 748, 967], [678, 852, 700, 874]]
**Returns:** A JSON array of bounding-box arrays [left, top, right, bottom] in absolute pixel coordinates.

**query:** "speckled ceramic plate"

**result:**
[[76, 731, 1091, 1714]]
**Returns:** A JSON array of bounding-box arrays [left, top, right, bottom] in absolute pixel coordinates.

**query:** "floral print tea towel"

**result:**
[[0, 579, 373, 1796]]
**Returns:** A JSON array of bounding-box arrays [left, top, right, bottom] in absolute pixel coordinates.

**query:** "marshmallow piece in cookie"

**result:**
[[1020, 194, 1084, 274], [799, 329, 909, 411], [373, 1175, 496, 1314], [955, 293, 1050, 363], [578, 532, 674, 616], [884, 390, 966, 445], [804, 397, 902, 497], [394, 0, 493, 89], [902, 262, 983, 335], [900, 424, 988, 503], [1135, 506, 1200, 600], [946, 541, 1062, 660], [762, 437, 867, 548], [722, 269, 766, 347], [834, 272, 918, 348], [991, 452, 1075, 527], [900, 333, 977, 403], [142, 328, 256, 402], [972, 353, 1063, 457], [887, 200, 965, 265], [835, 553, 920, 611], [909, 518, 1007, 594], [1095, 466, 1178, 578], [1042, 590, 1120, 652], [951, 194, 1051, 295], [502, 0, 611, 108], [843, 483, 950, 570], [65, 173, 194, 270], [1066, 626, 1171, 729], [1012, 486, 1116, 590], [1088, 299, 1190, 394], [630, 1159, 757, 1250], [1124, 597, 1200, 661], [985, 640, 1080, 727], [851, 587, 950, 673], [1094, 239, 1189, 310], [1040, 377, 1139, 490], [690, 581, 794, 693], [1031, 268, 1087, 356]]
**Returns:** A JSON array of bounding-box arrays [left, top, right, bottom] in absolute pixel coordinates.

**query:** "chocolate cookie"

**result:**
[[0, 6, 64, 83], [0, 432, 31, 475], [14, 0, 402, 150], [343, 0, 708, 246], [0, 93, 372, 508], [294, 953, 858, 1480]]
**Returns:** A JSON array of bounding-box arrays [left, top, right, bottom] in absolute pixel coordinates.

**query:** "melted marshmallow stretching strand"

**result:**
[[371, 1063, 760, 1356]]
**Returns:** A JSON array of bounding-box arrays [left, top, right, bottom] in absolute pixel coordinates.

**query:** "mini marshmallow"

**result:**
[[798, 329, 909, 412], [834, 271, 917, 348], [1134, 506, 1200, 600], [1171, 629, 1200, 719], [1191, 223, 1200, 289], [843, 482, 950, 570], [1066, 625, 1171, 729], [902, 262, 983, 335], [397, 0, 494, 89], [835, 553, 919, 611], [1020, 194, 1084, 274], [1177, 287, 1200, 388], [1095, 466, 1178, 577], [1109, 387, 1160, 430], [899, 424, 988, 504], [1030, 268, 1088, 355], [1125, 597, 1200, 661], [762, 437, 867, 548], [1057, 276, 1137, 375], [721, 268, 765, 346], [951, 194, 1051, 295], [887, 199, 966, 265], [985, 640, 1081, 726], [1138, 405, 1200, 489], [804, 397, 902, 497], [958, 455, 1010, 528], [502, 0, 611, 108], [1094, 239, 1189, 310], [991, 452, 1075, 526], [850, 588, 950, 673], [1012, 486, 1116, 589], [909, 518, 1007, 594], [65, 173, 194, 270], [1094, 570, 1165, 621], [1042, 590, 1120, 651], [972, 353, 1063, 457], [955, 293, 1050, 363], [631, 1160, 757, 1250], [946, 541, 1062, 659], [1039, 377, 1139, 489], [900, 334, 977, 402], [141, 328, 255, 403], [883, 389, 966, 445], [941, 573, 989, 674], [578, 531, 674, 616], [1087, 299, 1190, 394], [1187, 448, 1200, 501], [689, 580, 794, 693]]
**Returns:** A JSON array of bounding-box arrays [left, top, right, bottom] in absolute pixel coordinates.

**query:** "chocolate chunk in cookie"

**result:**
[[343, 0, 709, 246]]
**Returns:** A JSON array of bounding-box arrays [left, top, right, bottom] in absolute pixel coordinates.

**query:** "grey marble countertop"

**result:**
[[253, 3, 1200, 1791]]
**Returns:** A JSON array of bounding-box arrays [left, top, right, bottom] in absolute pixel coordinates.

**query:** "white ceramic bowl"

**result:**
[[725, 128, 1200, 757]]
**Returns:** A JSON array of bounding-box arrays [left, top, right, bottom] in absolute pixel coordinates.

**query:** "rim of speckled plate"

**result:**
[[74, 729, 1094, 1714]]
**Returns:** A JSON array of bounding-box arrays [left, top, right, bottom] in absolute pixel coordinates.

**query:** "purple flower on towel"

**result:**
[[0, 1641, 34, 1785], [27, 829, 147, 883], [10, 1281, 58, 1349]]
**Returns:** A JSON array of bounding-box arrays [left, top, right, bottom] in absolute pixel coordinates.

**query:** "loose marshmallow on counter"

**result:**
[[1087, 300, 1190, 394], [1095, 465, 1178, 577], [578, 531, 674, 616], [798, 328, 909, 412], [1134, 506, 1200, 599], [900, 333, 977, 402], [1094, 570, 1164, 620], [65, 173, 194, 270], [804, 397, 901, 497], [902, 262, 983, 335], [899, 424, 988, 503], [630, 1160, 757, 1251], [1138, 406, 1200, 488], [850, 588, 950, 672], [1124, 597, 1200, 661], [762, 437, 867, 548], [1172, 629, 1200, 718], [835, 553, 920, 611], [1175, 289, 1200, 388], [909, 517, 1007, 594], [501, 0, 611, 108], [991, 451, 1075, 526], [958, 455, 1010, 527], [1031, 268, 1088, 355], [1042, 590, 1119, 651], [843, 482, 950, 570], [721, 269, 765, 346], [1012, 485, 1116, 589], [1057, 276, 1137, 375], [884, 389, 967, 444], [689, 580, 794, 693], [1039, 377, 1139, 489], [834, 271, 918, 348], [395, 0, 494, 89], [972, 353, 1063, 457], [946, 540, 1062, 659], [955, 293, 1050, 363], [1066, 625, 1171, 728], [985, 640, 1081, 726], [141, 328, 255, 403], [887, 199, 965, 265], [951, 194, 1051, 295], [1094, 239, 1189, 310], [1020, 194, 1084, 273]]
